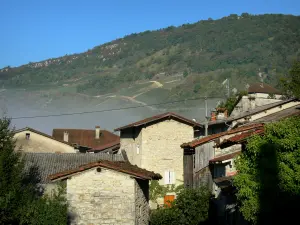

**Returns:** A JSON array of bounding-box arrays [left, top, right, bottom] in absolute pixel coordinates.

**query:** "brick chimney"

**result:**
[[63, 131, 69, 142], [95, 126, 100, 139], [211, 111, 217, 121]]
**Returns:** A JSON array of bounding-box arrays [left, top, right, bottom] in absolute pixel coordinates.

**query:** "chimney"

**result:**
[[95, 126, 100, 139], [63, 131, 69, 142], [210, 111, 217, 121]]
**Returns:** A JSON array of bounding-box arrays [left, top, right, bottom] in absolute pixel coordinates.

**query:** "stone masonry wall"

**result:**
[[142, 119, 194, 187], [67, 168, 135, 225], [14, 130, 75, 153], [120, 127, 143, 167], [135, 179, 150, 225]]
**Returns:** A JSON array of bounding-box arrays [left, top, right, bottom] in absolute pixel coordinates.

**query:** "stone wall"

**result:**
[[142, 119, 194, 187], [67, 168, 135, 225], [231, 94, 283, 117], [135, 179, 150, 225], [14, 130, 75, 153], [120, 127, 143, 167]]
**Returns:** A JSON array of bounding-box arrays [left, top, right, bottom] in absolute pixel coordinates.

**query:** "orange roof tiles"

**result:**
[[181, 123, 264, 148], [48, 160, 162, 181], [114, 112, 202, 131]]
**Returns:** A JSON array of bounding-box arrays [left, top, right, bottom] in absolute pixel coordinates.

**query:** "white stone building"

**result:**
[[49, 160, 161, 225], [114, 112, 202, 206], [230, 82, 283, 117]]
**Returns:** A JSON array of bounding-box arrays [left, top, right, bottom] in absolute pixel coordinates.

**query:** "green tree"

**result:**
[[233, 116, 300, 224], [0, 117, 67, 224], [281, 60, 300, 98], [150, 186, 211, 225]]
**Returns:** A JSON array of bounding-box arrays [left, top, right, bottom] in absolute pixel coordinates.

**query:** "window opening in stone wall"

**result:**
[[137, 145, 140, 154], [25, 133, 30, 140], [164, 170, 175, 185]]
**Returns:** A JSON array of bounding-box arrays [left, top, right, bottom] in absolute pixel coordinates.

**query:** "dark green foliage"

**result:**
[[234, 116, 300, 224], [281, 60, 300, 98], [150, 186, 211, 225], [218, 91, 248, 115], [0, 118, 67, 225]]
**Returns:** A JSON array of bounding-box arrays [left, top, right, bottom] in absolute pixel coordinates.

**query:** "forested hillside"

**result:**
[[1, 13, 300, 99]]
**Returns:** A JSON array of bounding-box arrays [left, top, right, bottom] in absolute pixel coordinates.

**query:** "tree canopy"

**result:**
[[0, 117, 67, 224], [281, 60, 300, 98], [233, 116, 300, 224]]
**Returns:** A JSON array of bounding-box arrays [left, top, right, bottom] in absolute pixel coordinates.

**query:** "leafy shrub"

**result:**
[[150, 186, 211, 225]]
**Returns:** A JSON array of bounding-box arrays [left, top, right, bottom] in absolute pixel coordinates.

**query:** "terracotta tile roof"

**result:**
[[217, 128, 264, 149], [48, 160, 162, 181], [248, 82, 281, 95], [210, 151, 241, 163], [114, 112, 202, 131], [22, 152, 124, 183], [15, 127, 73, 147], [87, 139, 120, 152], [181, 123, 264, 148], [214, 175, 235, 184], [52, 128, 120, 149]]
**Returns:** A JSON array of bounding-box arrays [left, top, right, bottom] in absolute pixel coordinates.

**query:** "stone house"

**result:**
[[230, 82, 283, 117], [14, 127, 76, 153], [49, 160, 162, 225], [52, 126, 120, 153], [114, 112, 202, 205], [183, 103, 300, 225], [181, 123, 264, 189], [22, 152, 123, 195]]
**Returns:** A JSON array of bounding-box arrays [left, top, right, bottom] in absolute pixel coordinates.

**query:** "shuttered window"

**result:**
[[164, 170, 175, 184]]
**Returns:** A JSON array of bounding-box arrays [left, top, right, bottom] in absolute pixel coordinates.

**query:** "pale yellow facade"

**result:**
[[14, 130, 76, 153]]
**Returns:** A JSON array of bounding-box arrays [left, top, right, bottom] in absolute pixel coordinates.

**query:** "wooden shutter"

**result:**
[[170, 171, 175, 184], [164, 195, 175, 207], [164, 171, 170, 184]]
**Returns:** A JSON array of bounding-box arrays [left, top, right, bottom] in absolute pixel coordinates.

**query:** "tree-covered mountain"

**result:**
[[1, 13, 300, 99]]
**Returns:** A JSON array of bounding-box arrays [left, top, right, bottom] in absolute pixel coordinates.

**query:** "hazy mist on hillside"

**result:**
[[0, 89, 221, 135]]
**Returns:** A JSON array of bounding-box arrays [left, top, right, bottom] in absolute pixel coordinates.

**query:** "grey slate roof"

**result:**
[[22, 153, 124, 183]]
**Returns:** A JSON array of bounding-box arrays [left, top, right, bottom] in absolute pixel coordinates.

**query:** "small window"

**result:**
[[25, 133, 30, 140], [164, 170, 175, 185], [136, 145, 140, 154]]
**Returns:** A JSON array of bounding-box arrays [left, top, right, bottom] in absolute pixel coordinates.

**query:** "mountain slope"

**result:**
[[1, 13, 300, 100]]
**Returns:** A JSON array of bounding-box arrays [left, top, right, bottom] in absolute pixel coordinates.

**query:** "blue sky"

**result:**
[[0, 0, 299, 68]]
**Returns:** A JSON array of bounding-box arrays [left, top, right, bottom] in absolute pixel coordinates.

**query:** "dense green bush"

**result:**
[[150, 186, 211, 225]]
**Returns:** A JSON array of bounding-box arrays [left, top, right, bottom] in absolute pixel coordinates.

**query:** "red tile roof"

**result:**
[[248, 82, 281, 95], [52, 129, 120, 149], [87, 140, 120, 152], [217, 128, 264, 148], [114, 112, 202, 131], [48, 160, 162, 181], [181, 123, 264, 148], [210, 151, 241, 163]]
